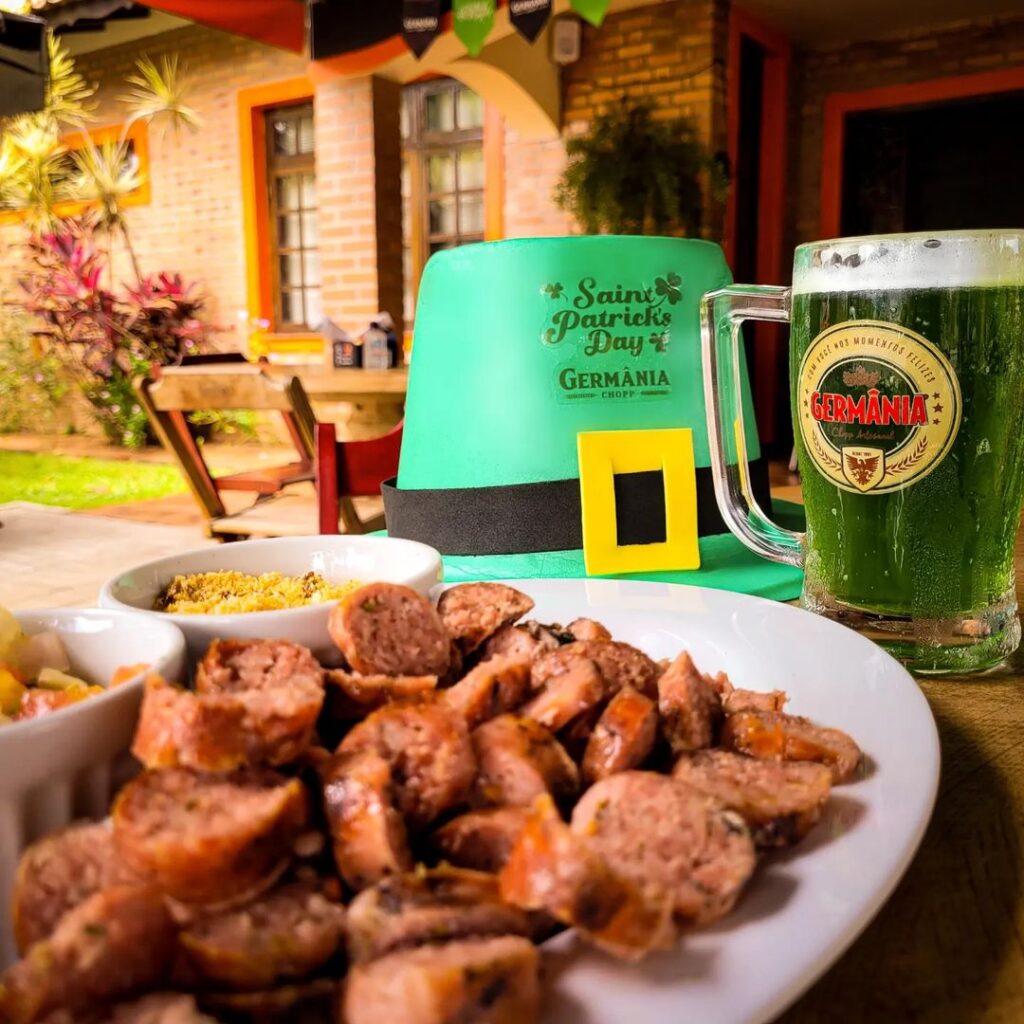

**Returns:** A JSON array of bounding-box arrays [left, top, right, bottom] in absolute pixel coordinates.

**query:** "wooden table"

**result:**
[[286, 366, 407, 440], [779, 519, 1024, 1023]]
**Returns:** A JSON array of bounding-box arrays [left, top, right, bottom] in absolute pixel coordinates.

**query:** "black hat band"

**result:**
[[381, 458, 771, 557]]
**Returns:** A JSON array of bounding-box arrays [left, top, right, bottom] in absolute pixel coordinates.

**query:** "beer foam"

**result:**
[[792, 231, 1024, 293]]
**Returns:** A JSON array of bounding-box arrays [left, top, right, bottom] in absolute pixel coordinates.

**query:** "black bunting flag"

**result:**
[[402, 0, 443, 58], [509, 0, 552, 42]]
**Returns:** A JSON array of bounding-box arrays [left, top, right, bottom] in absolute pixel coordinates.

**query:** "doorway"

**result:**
[[725, 10, 791, 455], [840, 90, 1024, 235]]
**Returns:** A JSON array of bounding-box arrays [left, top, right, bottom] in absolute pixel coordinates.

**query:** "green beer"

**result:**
[[702, 232, 1024, 673]]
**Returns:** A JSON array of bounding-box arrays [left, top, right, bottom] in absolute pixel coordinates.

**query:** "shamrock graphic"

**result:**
[[542, 282, 564, 299], [654, 272, 682, 305], [650, 332, 670, 353]]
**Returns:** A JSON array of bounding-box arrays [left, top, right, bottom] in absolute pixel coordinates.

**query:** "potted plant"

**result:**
[[554, 101, 728, 236]]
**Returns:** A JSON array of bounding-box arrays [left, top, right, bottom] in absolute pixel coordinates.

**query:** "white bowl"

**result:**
[[0, 608, 186, 967], [98, 534, 444, 664]]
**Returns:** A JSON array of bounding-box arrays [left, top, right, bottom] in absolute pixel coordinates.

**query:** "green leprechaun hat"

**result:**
[[382, 236, 803, 599]]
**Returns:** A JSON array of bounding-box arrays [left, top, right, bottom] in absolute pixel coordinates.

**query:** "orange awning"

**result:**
[[142, 0, 305, 53]]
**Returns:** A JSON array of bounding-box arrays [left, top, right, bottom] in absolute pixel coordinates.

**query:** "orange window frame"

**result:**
[[819, 66, 1024, 238], [0, 120, 151, 227], [238, 76, 322, 358]]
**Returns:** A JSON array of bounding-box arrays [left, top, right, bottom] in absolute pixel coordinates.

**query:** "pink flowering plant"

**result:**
[[20, 218, 219, 447]]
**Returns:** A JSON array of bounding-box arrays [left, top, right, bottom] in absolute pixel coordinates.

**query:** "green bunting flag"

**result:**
[[569, 0, 610, 26], [452, 0, 496, 56]]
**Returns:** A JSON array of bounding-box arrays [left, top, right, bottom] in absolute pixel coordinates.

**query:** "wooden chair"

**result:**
[[315, 420, 403, 535], [134, 360, 319, 539]]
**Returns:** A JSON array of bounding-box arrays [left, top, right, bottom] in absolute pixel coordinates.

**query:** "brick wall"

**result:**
[[790, 15, 1024, 248], [501, 0, 728, 240], [313, 74, 404, 338]]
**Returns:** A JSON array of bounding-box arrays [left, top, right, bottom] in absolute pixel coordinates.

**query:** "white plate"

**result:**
[[500, 578, 938, 1024]]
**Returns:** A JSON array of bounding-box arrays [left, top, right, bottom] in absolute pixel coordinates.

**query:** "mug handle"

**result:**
[[700, 285, 805, 568]]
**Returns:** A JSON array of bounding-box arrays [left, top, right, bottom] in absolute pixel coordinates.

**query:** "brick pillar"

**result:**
[[314, 74, 405, 337]]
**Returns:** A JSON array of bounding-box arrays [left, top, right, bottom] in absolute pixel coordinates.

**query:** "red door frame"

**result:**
[[820, 66, 1024, 237], [724, 7, 792, 446]]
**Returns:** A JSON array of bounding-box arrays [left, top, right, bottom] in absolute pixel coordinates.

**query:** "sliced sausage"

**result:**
[[105, 993, 218, 1024], [673, 749, 833, 848], [531, 640, 660, 698], [112, 768, 309, 905], [479, 622, 559, 664], [131, 677, 250, 772], [329, 584, 451, 677], [570, 771, 756, 926], [195, 637, 324, 695], [325, 670, 438, 720], [321, 749, 412, 891], [581, 686, 658, 785], [721, 687, 788, 715], [12, 821, 144, 954], [179, 881, 345, 990], [431, 807, 531, 873], [0, 886, 175, 1024], [472, 715, 578, 809], [200, 978, 336, 1020], [192, 639, 326, 765], [657, 652, 723, 753], [721, 710, 863, 784], [341, 935, 540, 1024], [437, 583, 535, 655], [500, 794, 673, 961], [567, 618, 612, 642], [338, 699, 476, 829], [520, 657, 605, 733], [345, 867, 532, 964], [442, 657, 533, 730]]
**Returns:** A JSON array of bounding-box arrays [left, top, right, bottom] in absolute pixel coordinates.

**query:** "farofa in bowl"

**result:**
[[155, 571, 361, 615]]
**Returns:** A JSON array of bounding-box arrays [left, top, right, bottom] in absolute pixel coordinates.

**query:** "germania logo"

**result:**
[[798, 320, 961, 494]]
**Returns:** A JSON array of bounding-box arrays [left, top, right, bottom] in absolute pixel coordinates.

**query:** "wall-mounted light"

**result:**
[[550, 15, 582, 66]]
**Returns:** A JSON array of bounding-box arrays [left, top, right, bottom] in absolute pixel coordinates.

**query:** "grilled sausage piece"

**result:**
[[132, 677, 253, 773], [472, 715, 579, 809], [531, 640, 660, 698], [106, 993, 219, 1024], [200, 978, 337, 1021], [479, 623, 560, 664], [437, 583, 535, 655], [500, 794, 673, 961], [581, 686, 658, 785], [673, 750, 833, 848], [191, 639, 326, 766], [338, 699, 477, 830], [721, 710, 863, 784], [658, 652, 723, 754], [12, 822, 144, 954], [571, 771, 756, 926], [520, 657, 606, 733], [567, 618, 612, 642], [329, 583, 451, 677], [0, 886, 176, 1024], [431, 807, 531, 873], [112, 768, 309, 905], [442, 657, 533, 730], [321, 749, 412, 891], [341, 935, 540, 1024], [179, 881, 345, 990], [346, 867, 532, 964], [325, 670, 438, 720]]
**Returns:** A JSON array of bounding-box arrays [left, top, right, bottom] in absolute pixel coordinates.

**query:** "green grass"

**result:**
[[0, 451, 187, 509]]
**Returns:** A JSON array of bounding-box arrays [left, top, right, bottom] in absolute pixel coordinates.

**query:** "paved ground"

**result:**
[[0, 502, 215, 608]]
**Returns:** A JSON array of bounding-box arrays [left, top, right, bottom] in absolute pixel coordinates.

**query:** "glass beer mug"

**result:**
[[701, 231, 1024, 674]]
